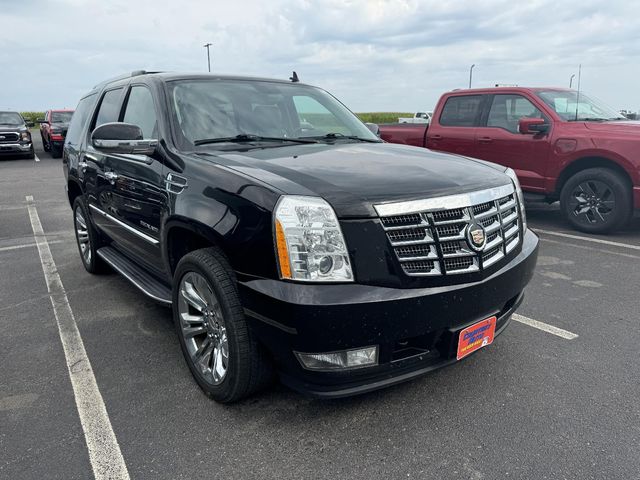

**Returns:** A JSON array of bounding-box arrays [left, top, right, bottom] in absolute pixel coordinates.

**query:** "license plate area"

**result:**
[[456, 316, 497, 360]]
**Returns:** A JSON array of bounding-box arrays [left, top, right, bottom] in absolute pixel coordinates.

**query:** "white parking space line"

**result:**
[[34, 154, 40, 162], [513, 313, 579, 340], [534, 228, 640, 251], [26, 195, 130, 480], [0, 239, 62, 253], [542, 237, 640, 260]]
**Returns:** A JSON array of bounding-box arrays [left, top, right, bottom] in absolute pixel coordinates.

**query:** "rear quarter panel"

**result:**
[[378, 123, 428, 147]]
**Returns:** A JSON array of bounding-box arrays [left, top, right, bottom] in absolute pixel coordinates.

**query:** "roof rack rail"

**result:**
[[93, 70, 163, 89]]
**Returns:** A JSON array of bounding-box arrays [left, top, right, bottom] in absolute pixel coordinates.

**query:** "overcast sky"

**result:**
[[1, 0, 639, 112]]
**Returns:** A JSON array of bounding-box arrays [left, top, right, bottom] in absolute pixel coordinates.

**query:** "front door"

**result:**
[[474, 94, 552, 192]]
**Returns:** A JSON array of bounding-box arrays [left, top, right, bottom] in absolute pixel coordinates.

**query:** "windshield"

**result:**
[[0, 112, 24, 125], [167, 79, 379, 149], [536, 90, 625, 122], [51, 111, 74, 123]]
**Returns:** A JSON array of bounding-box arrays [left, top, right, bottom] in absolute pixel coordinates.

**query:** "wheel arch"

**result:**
[[555, 156, 633, 198], [164, 217, 228, 277], [67, 179, 83, 207]]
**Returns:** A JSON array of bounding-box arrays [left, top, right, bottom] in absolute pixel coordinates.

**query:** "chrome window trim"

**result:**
[[89, 203, 159, 245], [374, 183, 515, 217]]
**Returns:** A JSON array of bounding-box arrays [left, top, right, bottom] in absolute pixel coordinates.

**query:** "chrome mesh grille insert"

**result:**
[[378, 187, 522, 276]]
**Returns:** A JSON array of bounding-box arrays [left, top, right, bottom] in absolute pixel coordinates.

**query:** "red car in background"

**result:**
[[379, 87, 639, 233], [39, 109, 74, 158]]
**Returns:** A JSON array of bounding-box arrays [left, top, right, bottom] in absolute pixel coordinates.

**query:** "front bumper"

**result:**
[[0, 142, 33, 156], [239, 229, 539, 398]]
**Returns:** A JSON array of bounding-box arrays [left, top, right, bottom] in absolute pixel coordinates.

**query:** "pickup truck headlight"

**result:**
[[274, 195, 353, 282], [20, 131, 31, 142], [505, 168, 527, 231]]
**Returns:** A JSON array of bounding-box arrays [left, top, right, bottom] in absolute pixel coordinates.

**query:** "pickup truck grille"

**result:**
[[0, 132, 20, 143], [377, 187, 522, 277]]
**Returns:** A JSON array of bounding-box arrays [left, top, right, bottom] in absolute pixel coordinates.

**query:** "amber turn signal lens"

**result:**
[[275, 219, 292, 279]]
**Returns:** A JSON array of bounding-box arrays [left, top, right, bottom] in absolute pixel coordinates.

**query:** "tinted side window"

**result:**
[[487, 94, 543, 133], [123, 86, 158, 138], [439, 95, 482, 127], [66, 94, 97, 145], [94, 88, 124, 128]]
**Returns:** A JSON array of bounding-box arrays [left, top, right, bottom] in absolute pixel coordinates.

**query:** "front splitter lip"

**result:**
[[279, 295, 519, 399]]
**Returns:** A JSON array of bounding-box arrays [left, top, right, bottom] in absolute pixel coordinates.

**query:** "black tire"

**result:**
[[51, 144, 62, 158], [24, 149, 35, 160], [560, 168, 631, 234], [173, 247, 273, 403], [72, 197, 107, 273], [42, 133, 51, 152]]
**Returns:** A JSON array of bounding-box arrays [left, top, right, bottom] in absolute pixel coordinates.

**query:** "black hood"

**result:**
[[198, 142, 511, 217]]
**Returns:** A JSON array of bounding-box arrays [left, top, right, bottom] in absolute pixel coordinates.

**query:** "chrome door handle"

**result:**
[[104, 171, 119, 184]]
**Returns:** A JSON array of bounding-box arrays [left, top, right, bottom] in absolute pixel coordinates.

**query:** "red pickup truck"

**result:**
[[379, 87, 639, 233], [38, 109, 74, 158]]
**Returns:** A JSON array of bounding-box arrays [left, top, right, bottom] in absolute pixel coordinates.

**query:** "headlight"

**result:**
[[505, 168, 526, 231], [274, 195, 353, 282], [20, 131, 31, 141]]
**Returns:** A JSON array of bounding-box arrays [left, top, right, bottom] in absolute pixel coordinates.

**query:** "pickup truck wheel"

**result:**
[[560, 168, 631, 233], [72, 197, 107, 273], [173, 248, 272, 403], [41, 133, 51, 152], [51, 145, 62, 158]]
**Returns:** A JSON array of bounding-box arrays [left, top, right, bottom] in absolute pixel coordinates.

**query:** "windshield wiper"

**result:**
[[194, 134, 317, 146], [301, 132, 381, 143]]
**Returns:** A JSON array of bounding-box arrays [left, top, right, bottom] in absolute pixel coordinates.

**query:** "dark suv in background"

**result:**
[[0, 111, 34, 160], [63, 71, 538, 402], [39, 109, 74, 158]]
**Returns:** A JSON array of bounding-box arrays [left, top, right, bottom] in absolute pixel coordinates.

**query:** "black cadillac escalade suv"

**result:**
[[63, 71, 539, 403]]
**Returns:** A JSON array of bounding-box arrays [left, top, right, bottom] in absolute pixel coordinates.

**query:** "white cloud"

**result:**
[[1, 0, 639, 112]]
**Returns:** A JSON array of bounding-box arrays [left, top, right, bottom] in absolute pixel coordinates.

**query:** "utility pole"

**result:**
[[203, 43, 212, 72], [468, 64, 475, 89], [569, 73, 575, 88]]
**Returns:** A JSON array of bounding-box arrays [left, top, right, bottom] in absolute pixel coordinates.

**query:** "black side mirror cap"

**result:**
[[91, 122, 157, 155]]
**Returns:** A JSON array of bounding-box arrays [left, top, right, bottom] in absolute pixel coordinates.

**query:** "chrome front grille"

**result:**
[[0, 132, 20, 143], [376, 185, 522, 276]]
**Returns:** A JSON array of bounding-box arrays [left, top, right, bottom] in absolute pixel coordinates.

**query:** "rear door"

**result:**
[[428, 94, 484, 156], [97, 84, 167, 276], [474, 93, 552, 192]]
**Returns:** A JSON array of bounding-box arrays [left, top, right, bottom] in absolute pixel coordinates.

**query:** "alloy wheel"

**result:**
[[567, 180, 616, 226], [177, 272, 229, 385], [75, 208, 92, 265]]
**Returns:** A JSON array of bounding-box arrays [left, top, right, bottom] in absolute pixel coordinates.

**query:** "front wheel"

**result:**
[[173, 248, 272, 403], [560, 168, 631, 234]]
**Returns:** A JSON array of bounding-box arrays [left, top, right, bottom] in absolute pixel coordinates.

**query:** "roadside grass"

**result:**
[[356, 112, 411, 124], [21, 111, 45, 124]]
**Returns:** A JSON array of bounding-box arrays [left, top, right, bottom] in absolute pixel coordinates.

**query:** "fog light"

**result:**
[[295, 346, 378, 371]]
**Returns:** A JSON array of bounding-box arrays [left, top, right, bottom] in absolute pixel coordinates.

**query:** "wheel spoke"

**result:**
[[181, 281, 207, 312], [183, 325, 206, 338]]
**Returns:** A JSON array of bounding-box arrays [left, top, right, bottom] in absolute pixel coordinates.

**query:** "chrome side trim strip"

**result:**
[[89, 204, 159, 245], [374, 183, 515, 216]]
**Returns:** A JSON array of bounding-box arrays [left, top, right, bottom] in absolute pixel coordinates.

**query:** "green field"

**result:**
[[355, 112, 411, 124]]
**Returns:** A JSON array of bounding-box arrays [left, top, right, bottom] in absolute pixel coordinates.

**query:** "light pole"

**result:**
[[203, 43, 212, 72], [468, 64, 475, 89], [569, 74, 575, 88]]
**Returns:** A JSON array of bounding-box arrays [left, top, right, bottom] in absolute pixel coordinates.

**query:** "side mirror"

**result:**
[[518, 118, 549, 134], [36, 118, 47, 123], [365, 122, 380, 136], [91, 122, 157, 155], [26, 122, 35, 128]]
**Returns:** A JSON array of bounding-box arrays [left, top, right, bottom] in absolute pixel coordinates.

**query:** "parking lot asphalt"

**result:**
[[1, 136, 639, 480]]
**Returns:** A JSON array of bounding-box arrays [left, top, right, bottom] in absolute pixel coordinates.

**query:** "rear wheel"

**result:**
[[560, 168, 631, 234], [72, 197, 107, 273], [173, 247, 272, 403], [51, 144, 62, 158], [42, 133, 51, 152]]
